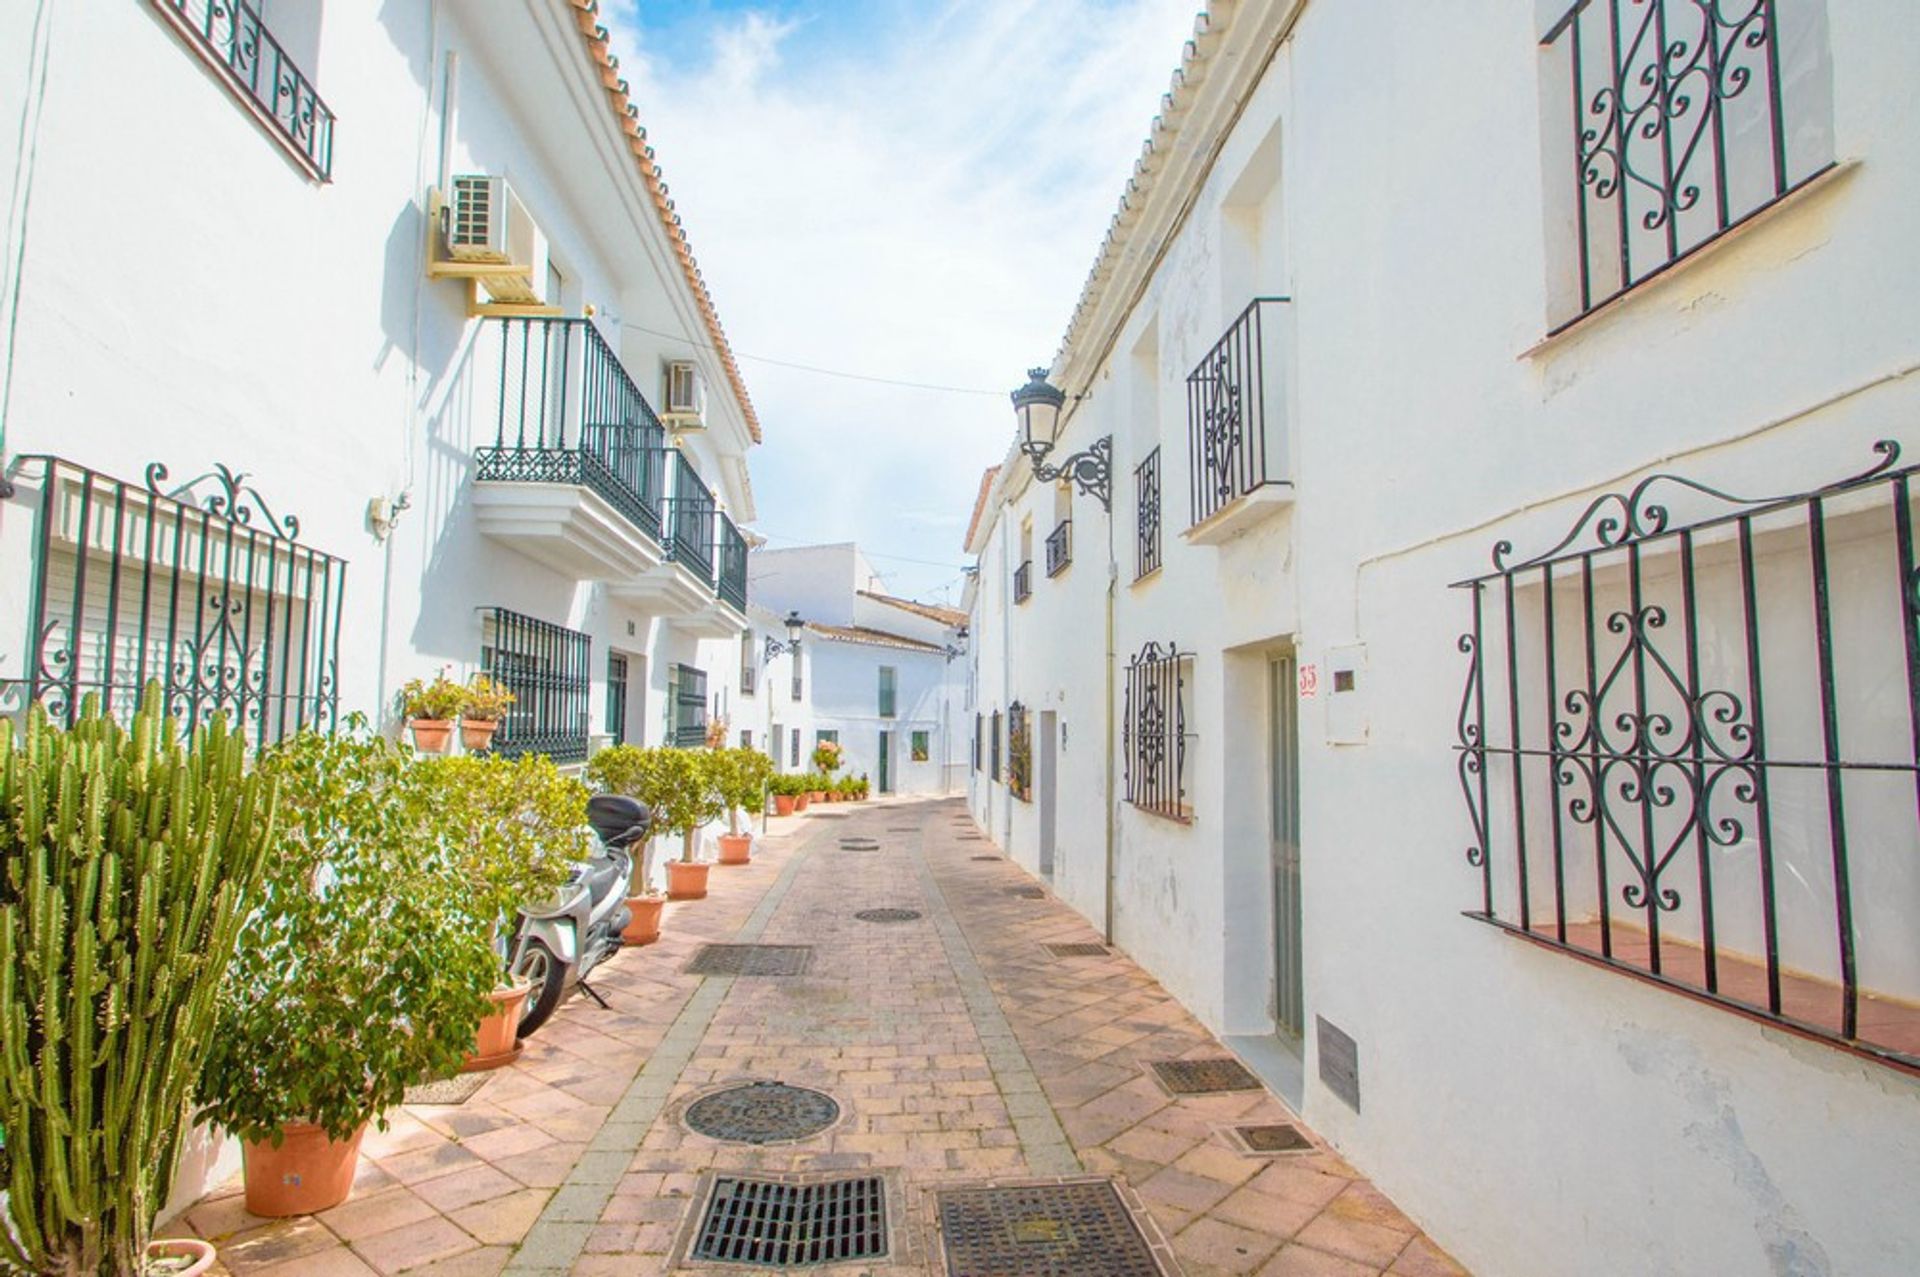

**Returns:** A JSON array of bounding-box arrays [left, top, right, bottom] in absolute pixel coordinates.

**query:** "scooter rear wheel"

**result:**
[[513, 938, 568, 1039]]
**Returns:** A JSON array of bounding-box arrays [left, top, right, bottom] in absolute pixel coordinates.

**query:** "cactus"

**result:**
[[0, 691, 275, 1275]]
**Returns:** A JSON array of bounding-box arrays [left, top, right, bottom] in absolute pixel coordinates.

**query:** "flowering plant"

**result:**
[[810, 739, 843, 773]]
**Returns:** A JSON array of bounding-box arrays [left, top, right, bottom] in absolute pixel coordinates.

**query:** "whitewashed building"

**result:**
[[0, 1, 759, 766], [967, 2, 1920, 1274], [747, 543, 967, 795]]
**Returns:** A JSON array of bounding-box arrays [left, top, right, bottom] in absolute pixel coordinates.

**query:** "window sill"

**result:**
[[1128, 803, 1195, 827], [1524, 160, 1857, 359], [1131, 565, 1163, 590], [1184, 483, 1294, 547]]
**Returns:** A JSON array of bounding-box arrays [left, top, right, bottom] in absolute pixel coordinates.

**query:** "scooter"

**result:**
[[509, 793, 652, 1038]]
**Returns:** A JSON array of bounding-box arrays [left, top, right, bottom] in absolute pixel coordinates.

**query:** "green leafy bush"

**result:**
[[196, 722, 498, 1144], [810, 740, 843, 773], [586, 745, 723, 879], [712, 748, 775, 833], [460, 675, 516, 723], [416, 753, 589, 949], [0, 693, 275, 1275], [399, 673, 466, 721]]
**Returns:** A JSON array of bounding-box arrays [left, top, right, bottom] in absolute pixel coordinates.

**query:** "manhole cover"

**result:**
[[1234, 1123, 1312, 1154], [685, 1082, 840, 1144], [1150, 1057, 1262, 1095], [403, 1073, 489, 1105], [854, 908, 922, 923], [1006, 887, 1045, 899], [936, 1180, 1164, 1276], [687, 944, 814, 977], [1046, 943, 1110, 958], [693, 1174, 887, 1267]]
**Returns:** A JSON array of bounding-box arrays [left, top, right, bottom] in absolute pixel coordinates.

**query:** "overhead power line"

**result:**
[[621, 321, 1006, 397]]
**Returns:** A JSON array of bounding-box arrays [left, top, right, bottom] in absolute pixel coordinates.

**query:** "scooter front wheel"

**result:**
[[513, 938, 569, 1039]]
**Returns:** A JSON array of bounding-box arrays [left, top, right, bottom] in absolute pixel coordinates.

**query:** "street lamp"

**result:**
[[1013, 367, 1111, 512], [943, 623, 969, 663], [764, 610, 804, 660]]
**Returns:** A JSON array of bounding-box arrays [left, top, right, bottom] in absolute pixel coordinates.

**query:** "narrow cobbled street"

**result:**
[[183, 799, 1461, 1277]]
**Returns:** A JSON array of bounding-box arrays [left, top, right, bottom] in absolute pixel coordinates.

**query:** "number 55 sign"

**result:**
[[1297, 663, 1319, 699]]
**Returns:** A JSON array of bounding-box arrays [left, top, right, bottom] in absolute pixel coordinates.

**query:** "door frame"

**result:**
[[1038, 710, 1058, 878], [1268, 650, 1304, 1044]]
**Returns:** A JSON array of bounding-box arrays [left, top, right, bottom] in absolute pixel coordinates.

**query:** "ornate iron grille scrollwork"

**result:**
[[672, 663, 709, 748], [3, 456, 346, 749], [1186, 299, 1289, 527], [1135, 448, 1162, 579], [1124, 641, 1189, 821], [1045, 521, 1072, 577], [481, 608, 591, 762], [1007, 702, 1032, 802], [1454, 440, 1920, 1074], [1013, 561, 1033, 604], [1543, 0, 1834, 324], [154, 0, 335, 180]]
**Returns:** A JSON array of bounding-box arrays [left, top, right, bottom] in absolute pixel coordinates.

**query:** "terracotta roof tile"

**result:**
[[805, 623, 947, 654], [857, 591, 968, 628], [964, 465, 1001, 551]]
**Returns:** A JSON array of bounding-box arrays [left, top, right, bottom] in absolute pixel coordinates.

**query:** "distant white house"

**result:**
[[744, 544, 966, 795]]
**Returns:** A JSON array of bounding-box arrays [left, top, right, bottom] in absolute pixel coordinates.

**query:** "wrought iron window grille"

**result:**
[[606, 651, 630, 748], [991, 710, 1003, 781], [672, 663, 709, 748], [1046, 520, 1072, 577], [1455, 440, 1920, 1076], [718, 515, 749, 610], [739, 632, 757, 696], [973, 712, 983, 771], [1187, 298, 1291, 528], [1013, 561, 1033, 604], [1, 456, 345, 749], [474, 318, 669, 545], [1135, 448, 1163, 580], [878, 666, 897, 719], [1125, 641, 1190, 822], [481, 608, 590, 762], [664, 453, 718, 583], [1008, 702, 1033, 802], [153, 0, 335, 180], [1542, 0, 1835, 328]]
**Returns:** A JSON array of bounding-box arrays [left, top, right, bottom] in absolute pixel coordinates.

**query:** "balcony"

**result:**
[[613, 452, 747, 635], [1013, 561, 1033, 604], [1045, 520, 1072, 577], [1185, 297, 1293, 545], [154, 0, 335, 180], [472, 318, 669, 581]]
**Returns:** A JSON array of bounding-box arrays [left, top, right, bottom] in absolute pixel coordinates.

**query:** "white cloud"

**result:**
[[601, 0, 1198, 600]]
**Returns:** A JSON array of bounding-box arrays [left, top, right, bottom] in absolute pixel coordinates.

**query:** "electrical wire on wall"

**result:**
[[0, 0, 57, 499]]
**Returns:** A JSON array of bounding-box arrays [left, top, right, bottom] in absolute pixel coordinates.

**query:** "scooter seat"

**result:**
[[588, 794, 653, 848], [579, 855, 625, 902]]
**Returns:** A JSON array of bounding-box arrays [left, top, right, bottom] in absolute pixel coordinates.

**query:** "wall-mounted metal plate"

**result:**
[[854, 908, 922, 923], [684, 1082, 840, 1145], [1317, 1016, 1361, 1112], [1149, 1057, 1262, 1095], [687, 944, 814, 977], [1230, 1123, 1313, 1155], [692, 1174, 887, 1267], [1045, 943, 1110, 958], [934, 1179, 1168, 1276]]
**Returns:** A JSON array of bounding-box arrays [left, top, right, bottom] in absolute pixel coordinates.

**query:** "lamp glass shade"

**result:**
[[1012, 367, 1066, 455]]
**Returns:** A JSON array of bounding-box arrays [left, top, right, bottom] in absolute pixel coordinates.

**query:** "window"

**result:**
[[792, 653, 804, 702], [1456, 444, 1920, 1073], [1124, 642, 1190, 821], [669, 663, 708, 748], [973, 713, 983, 771], [991, 711, 1003, 781], [606, 652, 630, 747], [153, 0, 336, 180], [790, 728, 801, 768], [740, 630, 757, 695], [1008, 704, 1032, 802], [1541, 0, 1835, 327], [739, 729, 753, 749], [0, 455, 346, 750], [483, 608, 592, 762], [1135, 448, 1162, 579], [1046, 519, 1072, 578], [878, 666, 897, 718], [911, 730, 930, 762], [815, 729, 839, 747], [1015, 522, 1034, 602], [1187, 299, 1290, 527]]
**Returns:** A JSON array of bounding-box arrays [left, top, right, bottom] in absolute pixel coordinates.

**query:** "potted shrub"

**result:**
[[197, 723, 499, 1217], [418, 753, 587, 1071], [399, 672, 465, 753], [855, 773, 872, 801], [585, 744, 666, 945], [460, 674, 515, 752], [657, 749, 725, 899], [806, 771, 829, 804], [0, 692, 274, 1277], [795, 777, 813, 812], [714, 748, 774, 864], [770, 773, 801, 817]]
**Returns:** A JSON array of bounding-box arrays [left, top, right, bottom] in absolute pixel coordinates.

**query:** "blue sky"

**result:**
[[601, 0, 1199, 603]]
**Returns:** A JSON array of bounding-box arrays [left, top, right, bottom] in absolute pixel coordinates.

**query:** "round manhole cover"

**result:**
[[684, 1082, 840, 1144], [854, 908, 922, 923]]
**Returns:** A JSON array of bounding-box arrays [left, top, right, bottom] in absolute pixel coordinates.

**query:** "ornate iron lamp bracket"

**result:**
[[1027, 435, 1112, 513]]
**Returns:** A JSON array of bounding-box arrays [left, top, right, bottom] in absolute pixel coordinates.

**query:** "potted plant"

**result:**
[[0, 691, 275, 1276], [585, 744, 666, 945], [399, 672, 465, 753], [657, 749, 725, 899], [806, 770, 830, 804], [714, 747, 774, 864], [460, 674, 515, 752], [855, 773, 872, 801], [418, 753, 587, 1071], [197, 722, 499, 1217], [770, 773, 801, 817], [795, 777, 813, 812]]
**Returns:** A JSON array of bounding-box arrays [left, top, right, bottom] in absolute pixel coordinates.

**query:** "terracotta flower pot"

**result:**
[[774, 794, 797, 817], [146, 1239, 217, 1276], [667, 860, 710, 900], [795, 793, 811, 811], [408, 719, 453, 753], [808, 790, 827, 804], [622, 894, 664, 945], [718, 834, 752, 865], [243, 1121, 368, 1216], [463, 979, 531, 1072], [460, 719, 500, 751]]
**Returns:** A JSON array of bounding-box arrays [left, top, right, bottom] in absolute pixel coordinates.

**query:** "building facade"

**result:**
[[967, 2, 1920, 1274], [747, 543, 967, 795], [0, 1, 756, 770]]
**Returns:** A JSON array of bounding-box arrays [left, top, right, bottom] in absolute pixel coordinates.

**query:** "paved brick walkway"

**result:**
[[179, 797, 1463, 1276]]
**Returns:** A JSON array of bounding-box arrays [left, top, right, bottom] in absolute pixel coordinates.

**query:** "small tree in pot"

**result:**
[[655, 749, 725, 900], [196, 722, 498, 1217], [416, 753, 588, 1069], [585, 744, 665, 944], [712, 748, 775, 864]]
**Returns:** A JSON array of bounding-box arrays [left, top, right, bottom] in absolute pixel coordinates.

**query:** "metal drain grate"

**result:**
[[1233, 1123, 1312, 1154], [687, 944, 815, 977], [1045, 943, 1110, 958], [971, 855, 1001, 861], [936, 1180, 1165, 1276], [1150, 1057, 1263, 1095], [1006, 887, 1045, 899], [693, 1175, 887, 1267], [854, 908, 922, 923], [685, 1083, 840, 1145], [839, 837, 881, 851], [887, 826, 917, 832]]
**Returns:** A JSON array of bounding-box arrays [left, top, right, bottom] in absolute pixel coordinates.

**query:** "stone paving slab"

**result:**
[[179, 797, 1465, 1276]]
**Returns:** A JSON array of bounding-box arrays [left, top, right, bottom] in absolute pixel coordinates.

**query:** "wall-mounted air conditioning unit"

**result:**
[[434, 174, 549, 307], [664, 360, 706, 428]]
